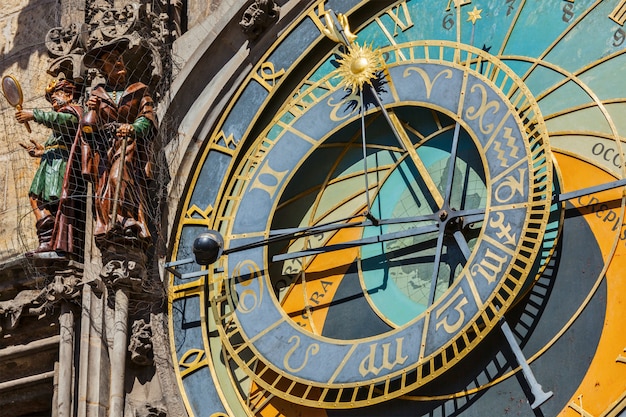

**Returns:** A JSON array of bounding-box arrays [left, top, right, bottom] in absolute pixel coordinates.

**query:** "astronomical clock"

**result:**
[[166, 1, 626, 416]]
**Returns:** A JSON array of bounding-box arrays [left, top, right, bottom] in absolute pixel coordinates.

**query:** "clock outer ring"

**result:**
[[210, 42, 553, 407]]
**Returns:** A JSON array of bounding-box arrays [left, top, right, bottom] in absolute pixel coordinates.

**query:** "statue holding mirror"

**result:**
[[9, 79, 84, 255]]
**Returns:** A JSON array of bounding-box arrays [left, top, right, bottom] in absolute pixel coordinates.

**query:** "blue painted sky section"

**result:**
[[173, 225, 205, 281], [221, 81, 267, 145], [327, 0, 361, 14], [232, 132, 312, 234], [542, 1, 618, 74], [188, 151, 231, 217], [172, 295, 226, 417], [267, 17, 319, 73], [503, 1, 573, 58]]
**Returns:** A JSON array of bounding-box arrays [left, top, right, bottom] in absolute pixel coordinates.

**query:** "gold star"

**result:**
[[467, 6, 482, 24]]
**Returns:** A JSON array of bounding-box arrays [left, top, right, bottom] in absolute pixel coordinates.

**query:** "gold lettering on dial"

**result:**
[[435, 288, 469, 334], [211, 130, 238, 156], [184, 204, 214, 224], [328, 91, 360, 122], [494, 168, 527, 203], [308, 2, 330, 34], [359, 338, 408, 377], [446, 0, 472, 12], [251, 61, 286, 92], [403, 67, 453, 99], [250, 161, 289, 200], [179, 348, 209, 378], [568, 395, 595, 417], [465, 83, 500, 135], [470, 248, 508, 284], [386, 2, 414, 36], [489, 212, 517, 247], [233, 260, 263, 313], [492, 127, 520, 168], [283, 335, 320, 373]]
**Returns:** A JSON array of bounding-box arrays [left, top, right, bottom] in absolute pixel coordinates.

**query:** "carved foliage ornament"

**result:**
[[45, 22, 87, 58], [45, 1, 181, 85]]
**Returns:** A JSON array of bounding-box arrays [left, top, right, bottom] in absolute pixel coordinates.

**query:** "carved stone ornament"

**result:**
[[0, 268, 82, 334], [89, 3, 141, 48], [45, 22, 88, 57], [45, 1, 181, 88], [100, 258, 146, 292], [239, 0, 281, 40], [127, 401, 167, 417], [129, 318, 153, 366]]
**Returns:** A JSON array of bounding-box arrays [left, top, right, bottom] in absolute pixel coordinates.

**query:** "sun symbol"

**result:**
[[335, 43, 383, 92]]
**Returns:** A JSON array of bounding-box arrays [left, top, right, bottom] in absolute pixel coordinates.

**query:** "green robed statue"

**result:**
[[16, 79, 84, 255]]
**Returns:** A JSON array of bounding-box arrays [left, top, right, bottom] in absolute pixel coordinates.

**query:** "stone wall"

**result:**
[[0, 0, 68, 259]]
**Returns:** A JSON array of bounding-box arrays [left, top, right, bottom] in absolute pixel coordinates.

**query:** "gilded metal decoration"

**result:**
[[2, 75, 31, 132], [334, 42, 383, 92]]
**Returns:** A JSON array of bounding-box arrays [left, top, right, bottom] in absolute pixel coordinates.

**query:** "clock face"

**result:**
[[167, 1, 626, 416]]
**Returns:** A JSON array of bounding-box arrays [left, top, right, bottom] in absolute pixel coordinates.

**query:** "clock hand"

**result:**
[[272, 222, 439, 262], [325, 10, 445, 209], [427, 229, 447, 305], [553, 178, 626, 203], [443, 122, 462, 207], [234, 213, 438, 252], [428, 116, 464, 303], [272, 207, 483, 263], [453, 229, 472, 260], [182, 212, 443, 268], [358, 87, 379, 224], [371, 95, 445, 208], [500, 318, 554, 409]]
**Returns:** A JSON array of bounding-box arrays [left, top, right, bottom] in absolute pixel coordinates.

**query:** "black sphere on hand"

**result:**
[[193, 231, 224, 265]]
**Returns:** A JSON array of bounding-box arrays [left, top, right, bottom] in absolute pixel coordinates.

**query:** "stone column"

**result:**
[[99, 246, 149, 417], [108, 287, 129, 417], [57, 302, 74, 417]]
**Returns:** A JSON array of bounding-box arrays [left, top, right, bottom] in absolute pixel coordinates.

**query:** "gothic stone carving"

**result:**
[[240, 0, 280, 40], [0, 266, 82, 334], [46, 1, 181, 89], [129, 318, 153, 366]]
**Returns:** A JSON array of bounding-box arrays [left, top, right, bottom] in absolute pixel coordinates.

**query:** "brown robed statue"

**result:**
[[81, 38, 157, 249]]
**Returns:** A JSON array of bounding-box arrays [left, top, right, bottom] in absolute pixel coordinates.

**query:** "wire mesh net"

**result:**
[[0, 0, 183, 281]]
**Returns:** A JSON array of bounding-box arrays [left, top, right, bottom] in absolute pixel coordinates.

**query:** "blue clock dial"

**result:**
[[202, 42, 552, 408], [168, 1, 626, 416]]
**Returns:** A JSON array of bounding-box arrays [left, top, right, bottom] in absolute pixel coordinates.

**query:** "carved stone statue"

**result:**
[[16, 80, 84, 255], [81, 38, 158, 249]]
